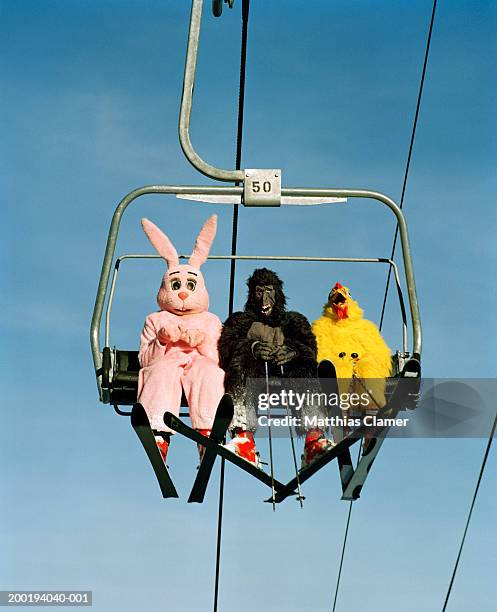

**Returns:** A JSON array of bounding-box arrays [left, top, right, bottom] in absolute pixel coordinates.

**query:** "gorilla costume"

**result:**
[[219, 268, 326, 435]]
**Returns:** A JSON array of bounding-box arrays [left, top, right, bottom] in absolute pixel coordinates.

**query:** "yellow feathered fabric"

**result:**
[[312, 283, 392, 409]]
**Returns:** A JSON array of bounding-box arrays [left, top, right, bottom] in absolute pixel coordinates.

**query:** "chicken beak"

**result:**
[[330, 289, 349, 319]]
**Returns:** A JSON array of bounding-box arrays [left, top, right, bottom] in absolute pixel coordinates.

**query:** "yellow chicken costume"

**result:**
[[312, 282, 392, 410]]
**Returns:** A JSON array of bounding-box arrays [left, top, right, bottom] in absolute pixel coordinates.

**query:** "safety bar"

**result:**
[[105, 254, 408, 352], [179, 0, 245, 181], [90, 184, 422, 401]]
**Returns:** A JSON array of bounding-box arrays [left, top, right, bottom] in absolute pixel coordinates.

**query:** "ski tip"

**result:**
[[351, 485, 362, 500], [265, 489, 298, 505], [162, 490, 180, 499], [163, 411, 176, 428], [187, 494, 205, 504], [318, 359, 337, 379], [131, 403, 148, 427], [217, 394, 235, 419]]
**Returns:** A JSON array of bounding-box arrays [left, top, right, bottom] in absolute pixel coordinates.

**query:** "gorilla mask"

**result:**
[[245, 268, 287, 321], [255, 284, 276, 316]]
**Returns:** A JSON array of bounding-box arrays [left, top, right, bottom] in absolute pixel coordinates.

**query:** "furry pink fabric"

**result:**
[[156, 263, 210, 314], [141, 218, 180, 269], [189, 215, 217, 268], [137, 216, 225, 433], [138, 311, 224, 431]]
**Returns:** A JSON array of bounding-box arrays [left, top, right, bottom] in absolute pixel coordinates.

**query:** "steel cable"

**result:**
[[331, 442, 362, 612], [213, 2, 250, 610], [441, 412, 497, 611], [378, 0, 438, 331], [332, 3, 438, 609]]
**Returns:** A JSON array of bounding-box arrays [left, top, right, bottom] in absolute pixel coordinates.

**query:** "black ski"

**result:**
[[270, 424, 364, 504], [318, 360, 355, 493], [271, 358, 421, 504], [131, 403, 179, 499], [341, 358, 421, 500], [341, 435, 386, 501], [188, 394, 234, 503], [164, 411, 294, 496]]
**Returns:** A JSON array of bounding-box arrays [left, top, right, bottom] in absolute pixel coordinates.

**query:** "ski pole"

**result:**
[[264, 360, 276, 511], [281, 364, 304, 507]]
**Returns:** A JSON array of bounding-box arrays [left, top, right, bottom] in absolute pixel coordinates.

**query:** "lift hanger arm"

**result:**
[[179, 0, 244, 181]]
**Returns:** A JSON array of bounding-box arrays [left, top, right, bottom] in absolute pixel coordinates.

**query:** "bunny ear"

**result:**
[[141, 218, 179, 268], [189, 214, 217, 268]]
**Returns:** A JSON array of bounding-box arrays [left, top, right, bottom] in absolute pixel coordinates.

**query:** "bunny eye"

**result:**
[[186, 279, 197, 291], [170, 278, 181, 291]]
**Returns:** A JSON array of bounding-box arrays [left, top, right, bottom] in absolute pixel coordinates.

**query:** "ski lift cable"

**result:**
[[331, 2, 438, 608], [332, 442, 363, 612], [442, 412, 497, 611], [379, 0, 438, 332], [214, 2, 250, 610]]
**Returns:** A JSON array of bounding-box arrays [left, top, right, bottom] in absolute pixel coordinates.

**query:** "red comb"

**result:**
[[334, 282, 343, 289]]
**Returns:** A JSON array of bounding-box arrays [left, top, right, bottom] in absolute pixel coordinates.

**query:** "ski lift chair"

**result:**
[[90, 0, 422, 501]]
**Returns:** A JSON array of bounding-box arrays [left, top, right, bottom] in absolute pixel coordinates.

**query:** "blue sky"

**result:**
[[1, 1, 496, 610]]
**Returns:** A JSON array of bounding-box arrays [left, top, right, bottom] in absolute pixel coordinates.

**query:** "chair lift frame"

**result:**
[[90, 0, 422, 500], [90, 186, 422, 395], [90, 188, 421, 500]]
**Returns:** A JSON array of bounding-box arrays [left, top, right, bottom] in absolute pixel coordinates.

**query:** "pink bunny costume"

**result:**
[[137, 215, 225, 433]]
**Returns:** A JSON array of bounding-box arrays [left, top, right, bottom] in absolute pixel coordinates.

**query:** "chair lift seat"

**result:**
[[107, 349, 416, 410], [108, 350, 188, 407]]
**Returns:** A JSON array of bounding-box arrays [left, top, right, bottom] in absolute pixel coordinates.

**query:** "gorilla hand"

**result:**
[[252, 341, 275, 362], [273, 345, 297, 366]]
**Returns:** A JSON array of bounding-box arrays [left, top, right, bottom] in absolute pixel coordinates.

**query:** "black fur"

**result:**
[[219, 269, 318, 432]]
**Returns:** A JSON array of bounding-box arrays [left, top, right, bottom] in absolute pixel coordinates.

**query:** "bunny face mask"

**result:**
[[141, 215, 217, 316]]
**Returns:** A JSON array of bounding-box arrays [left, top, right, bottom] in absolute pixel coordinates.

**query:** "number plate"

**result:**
[[243, 169, 282, 206]]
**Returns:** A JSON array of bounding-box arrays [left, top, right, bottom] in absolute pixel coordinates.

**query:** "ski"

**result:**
[[272, 358, 421, 504], [341, 435, 386, 501], [131, 403, 179, 499], [342, 358, 421, 500], [336, 444, 355, 494], [270, 424, 364, 504], [188, 394, 234, 503], [164, 411, 294, 496], [318, 360, 355, 493]]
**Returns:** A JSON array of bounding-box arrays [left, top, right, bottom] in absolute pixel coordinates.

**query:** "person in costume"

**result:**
[[137, 216, 225, 462], [312, 282, 392, 412], [219, 268, 333, 467]]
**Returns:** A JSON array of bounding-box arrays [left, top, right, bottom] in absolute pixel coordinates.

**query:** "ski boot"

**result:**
[[301, 428, 335, 469], [224, 429, 260, 466], [155, 433, 170, 463]]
